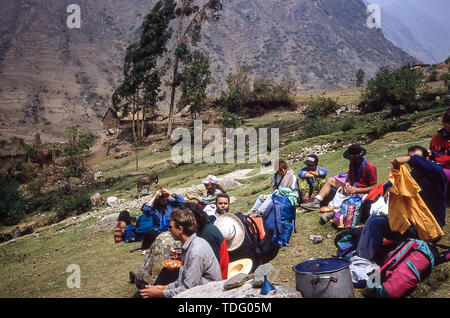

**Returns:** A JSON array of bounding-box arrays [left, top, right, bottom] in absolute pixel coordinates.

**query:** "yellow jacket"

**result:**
[[388, 165, 443, 242]]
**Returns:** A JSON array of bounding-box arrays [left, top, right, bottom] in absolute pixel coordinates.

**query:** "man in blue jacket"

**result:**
[[298, 154, 328, 203], [135, 187, 186, 249], [356, 145, 446, 261]]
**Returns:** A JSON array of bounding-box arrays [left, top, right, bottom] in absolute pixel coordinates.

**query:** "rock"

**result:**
[[133, 231, 182, 286], [252, 263, 279, 288], [309, 235, 323, 244], [107, 196, 119, 207], [174, 281, 301, 298], [217, 178, 242, 192], [115, 151, 130, 159], [93, 171, 103, 180], [89, 213, 119, 233], [223, 273, 253, 290]]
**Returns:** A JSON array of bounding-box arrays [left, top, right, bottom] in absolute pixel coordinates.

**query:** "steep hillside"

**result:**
[[0, 0, 415, 144]]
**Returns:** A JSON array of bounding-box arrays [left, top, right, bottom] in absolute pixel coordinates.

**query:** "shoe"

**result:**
[[129, 270, 136, 284], [130, 242, 143, 252], [319, 211, 335, 225], [300, 198, 321, 211]]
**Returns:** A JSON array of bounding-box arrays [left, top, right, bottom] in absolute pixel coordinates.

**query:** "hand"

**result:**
[[186, 194, 197, 201], [261, 196, 267, 202], [161, 188, 172, 197], [383, 188, 391, 203], [139, 285, 165, 298], [391, 156, 410, 169], [197, 189, 203, 196]]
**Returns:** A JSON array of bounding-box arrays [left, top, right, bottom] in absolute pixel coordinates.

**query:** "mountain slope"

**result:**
[[0, 0, 415, 143]]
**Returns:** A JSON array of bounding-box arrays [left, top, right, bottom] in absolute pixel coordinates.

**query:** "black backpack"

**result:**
[[228, 213, 280, 272]]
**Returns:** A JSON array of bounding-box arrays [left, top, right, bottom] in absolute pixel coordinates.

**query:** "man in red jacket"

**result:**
[[301, 144, 378, 212]]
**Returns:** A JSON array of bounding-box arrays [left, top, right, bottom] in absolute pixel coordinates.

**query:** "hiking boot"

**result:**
[[319, 211, 335, 225], [300, 198, 321, 211]]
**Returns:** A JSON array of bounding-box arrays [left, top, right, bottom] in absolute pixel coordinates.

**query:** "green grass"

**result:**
[[1, 104, 449, 298]]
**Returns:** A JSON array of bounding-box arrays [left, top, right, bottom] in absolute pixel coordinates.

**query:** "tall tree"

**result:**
[[179, 50, 212, 117], [356, 68, 365, 87], [166, 0, 222, 137], [112, 0, 175, 170]]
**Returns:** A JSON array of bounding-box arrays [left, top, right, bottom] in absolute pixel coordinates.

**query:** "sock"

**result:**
[[315, 195, 323, 201]]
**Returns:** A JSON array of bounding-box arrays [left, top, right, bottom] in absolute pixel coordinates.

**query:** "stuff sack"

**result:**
[[263, 194, 297, 248], [329, 187, 351, 209], [369, 239, 435, 298], [332, 195, 363, 229]]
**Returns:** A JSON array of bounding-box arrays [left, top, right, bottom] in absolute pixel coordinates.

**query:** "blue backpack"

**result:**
[[263, 193, 297, 248]]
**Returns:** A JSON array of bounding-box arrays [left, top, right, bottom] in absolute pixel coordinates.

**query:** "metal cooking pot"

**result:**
[[292, 258, 355, 298]]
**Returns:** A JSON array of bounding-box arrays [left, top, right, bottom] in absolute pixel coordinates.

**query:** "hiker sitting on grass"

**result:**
[[114, 210, 131, 243], [203, 193, 231, 223], [186, 175, 227, 210], [135, 187, 186, 250], [139, 208, 222, 298], [248, 159, 300, 215], [298, 154, 328, 203], [124, 217, 137, 243], [356, 145, 446, 262], [300, 144, 377, 213]]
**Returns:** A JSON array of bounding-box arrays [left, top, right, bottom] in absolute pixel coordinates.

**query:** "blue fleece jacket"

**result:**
[[124, 224, 136, 243], [136, 193, 186, 235]]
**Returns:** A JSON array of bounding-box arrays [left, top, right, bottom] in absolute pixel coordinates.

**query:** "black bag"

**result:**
[[228, 213, 280, 272]]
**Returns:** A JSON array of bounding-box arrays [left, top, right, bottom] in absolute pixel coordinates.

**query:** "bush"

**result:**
[[222, 111, 246, 128], [302, 117, 340, 138], [56, 192, 91, 220], [340, 116, 357, 132], [428, 71, 439, 82], [0, 175, 27, 225], [304, 95, 339, 118], [362, 65, 423, 114]]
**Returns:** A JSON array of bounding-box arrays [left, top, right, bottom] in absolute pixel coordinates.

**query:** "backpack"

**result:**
[[332, 194, 363, 229], [230, 213, 279, 271], [334, 227, 364, 259], [263, 193, 297, 248], [368, 239, 435, 298]]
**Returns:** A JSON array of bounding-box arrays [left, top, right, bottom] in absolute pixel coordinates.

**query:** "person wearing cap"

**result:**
[[186, 175, 227, 210], [300, 144, 377, 212], [298, 154, 328, 203], [139, 208, 222, 298]]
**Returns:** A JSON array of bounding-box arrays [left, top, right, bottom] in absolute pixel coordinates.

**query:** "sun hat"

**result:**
[[227, 258, 253, 279], [343, 144, 367, 160], [214, 213, 245, 252], [202, 175, 218, 185]]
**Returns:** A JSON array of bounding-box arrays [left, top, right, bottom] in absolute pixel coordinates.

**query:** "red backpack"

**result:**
[[368, 239, 435, 298]]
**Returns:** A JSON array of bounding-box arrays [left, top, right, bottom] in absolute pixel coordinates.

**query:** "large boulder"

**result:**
[[133, 231, 182, 285], [107, 196, 119, 207], [174, 280, 301, 298], [89, 213, 119, 233]]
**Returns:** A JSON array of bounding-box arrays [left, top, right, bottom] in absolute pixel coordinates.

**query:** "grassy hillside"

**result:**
[[1, 102, 449, 298]]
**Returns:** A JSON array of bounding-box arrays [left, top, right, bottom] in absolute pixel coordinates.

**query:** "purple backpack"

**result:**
[[332, 194, 362, 229], [370, 239, 435, 298]]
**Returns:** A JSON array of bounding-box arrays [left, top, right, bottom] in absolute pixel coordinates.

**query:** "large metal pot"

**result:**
[[292, 258, 355, 298]]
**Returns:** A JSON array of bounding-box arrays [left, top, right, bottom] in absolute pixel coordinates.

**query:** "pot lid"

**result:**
[[293, 258, 350, 274]]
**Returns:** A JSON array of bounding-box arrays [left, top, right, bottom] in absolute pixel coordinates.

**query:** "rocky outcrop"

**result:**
[[174, 280, 301, 298]]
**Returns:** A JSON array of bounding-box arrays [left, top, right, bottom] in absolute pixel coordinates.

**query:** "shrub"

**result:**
[[222, 111, 246, 128], [340, 116, 357, 132], [0, 175, 26, 225], [56, 192, 91, 220], [302, 117, 340, 138], [362, 65, 423, 114], [428, 71, 439, 82], [304, 95, 339, 118]]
